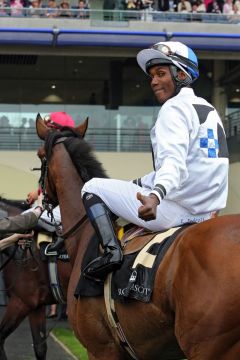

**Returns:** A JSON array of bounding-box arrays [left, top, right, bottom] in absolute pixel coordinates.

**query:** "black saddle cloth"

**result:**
[[75, 225, 190, 302]]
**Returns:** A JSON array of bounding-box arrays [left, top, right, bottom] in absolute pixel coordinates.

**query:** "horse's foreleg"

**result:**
[[0, 296, 30, 360], [28, 305, 47, 360]]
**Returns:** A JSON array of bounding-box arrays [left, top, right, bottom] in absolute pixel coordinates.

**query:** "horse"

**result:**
[[0, 196, 71, 360], [36, 113, 240, 360], [0, 197, 29, 217]]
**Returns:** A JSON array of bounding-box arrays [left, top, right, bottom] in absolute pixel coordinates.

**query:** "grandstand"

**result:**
[[0, 5, 239, 212]]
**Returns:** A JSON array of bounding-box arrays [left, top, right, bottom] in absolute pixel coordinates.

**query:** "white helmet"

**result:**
[[137, 41, 199, 85]]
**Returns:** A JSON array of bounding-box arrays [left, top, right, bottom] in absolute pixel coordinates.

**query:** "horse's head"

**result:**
[[36, 113, 107, 211]]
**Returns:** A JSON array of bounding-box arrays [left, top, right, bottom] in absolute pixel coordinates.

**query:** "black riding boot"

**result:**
[[82, 193, 123, 281]]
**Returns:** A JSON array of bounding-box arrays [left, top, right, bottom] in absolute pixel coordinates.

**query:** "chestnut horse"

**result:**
[[36, 114, 240, 360], [0, 197, 71, 360]]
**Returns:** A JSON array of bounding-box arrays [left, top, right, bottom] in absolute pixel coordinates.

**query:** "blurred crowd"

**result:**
[[0, 0, 239, 18], [118, 0, 240, 14], [0, 0, 90, 18]]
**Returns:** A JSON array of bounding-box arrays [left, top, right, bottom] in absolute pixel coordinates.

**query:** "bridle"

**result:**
[[39, 136, 88, 240]]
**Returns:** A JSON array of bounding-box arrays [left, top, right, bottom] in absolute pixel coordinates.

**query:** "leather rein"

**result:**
[[39, 136, 88, 241]]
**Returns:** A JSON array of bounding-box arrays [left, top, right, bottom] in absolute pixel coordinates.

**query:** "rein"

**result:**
[[61, 214, 88, 240], [40, 135, 88, 241]]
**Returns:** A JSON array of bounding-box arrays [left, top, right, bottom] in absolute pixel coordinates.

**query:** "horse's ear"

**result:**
[[36, 113, 49, 140], [76, 117, 88, 138]]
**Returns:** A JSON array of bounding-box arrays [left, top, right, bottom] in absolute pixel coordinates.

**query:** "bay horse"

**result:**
[[36, 114, 240, 360], [0, 196, 71, 360]]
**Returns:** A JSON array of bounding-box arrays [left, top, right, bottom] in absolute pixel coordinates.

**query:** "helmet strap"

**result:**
[[169, 65, 192, 95]]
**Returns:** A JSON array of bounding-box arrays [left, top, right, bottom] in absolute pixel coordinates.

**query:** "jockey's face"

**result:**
[[149, 65, 184, 104], [149, 65, 175, 104]]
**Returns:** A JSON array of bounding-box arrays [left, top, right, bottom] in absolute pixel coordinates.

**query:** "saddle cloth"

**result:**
[[75, 225, 190, 302]]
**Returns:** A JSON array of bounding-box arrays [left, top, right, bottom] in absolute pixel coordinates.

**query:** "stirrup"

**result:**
[[44, 243, 58, 256], [44, 237, 64, 256]]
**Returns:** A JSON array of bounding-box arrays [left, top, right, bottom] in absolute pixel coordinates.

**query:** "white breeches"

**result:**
[[82, 178, 212, 232]]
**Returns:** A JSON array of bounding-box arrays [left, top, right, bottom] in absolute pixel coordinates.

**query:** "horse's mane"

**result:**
[[0, 196, 30, 211], [45, 128, 108, 182]]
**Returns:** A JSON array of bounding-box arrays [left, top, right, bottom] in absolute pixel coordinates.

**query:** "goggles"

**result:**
[[151, 43, 198, 73], [43, 115, 62, 129]]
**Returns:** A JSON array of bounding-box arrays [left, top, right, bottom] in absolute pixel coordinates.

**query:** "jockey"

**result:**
[[42, 111, 75, 129], [81, 41, 229, 282], [26, 111, 76, 254]]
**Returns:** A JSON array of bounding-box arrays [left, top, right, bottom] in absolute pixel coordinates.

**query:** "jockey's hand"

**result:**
[[137, 192, 160, 221], [27, 190, 38, 205]]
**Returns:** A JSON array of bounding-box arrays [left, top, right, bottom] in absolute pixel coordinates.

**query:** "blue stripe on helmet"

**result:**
[[187, 47, 199, 80]]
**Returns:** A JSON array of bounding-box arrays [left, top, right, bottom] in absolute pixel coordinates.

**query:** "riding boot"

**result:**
[[82, 193, 123, 282]]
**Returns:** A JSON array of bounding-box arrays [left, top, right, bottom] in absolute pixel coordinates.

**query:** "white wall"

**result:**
[[0, 151, 239, 215], [0, 151, 153, 199]]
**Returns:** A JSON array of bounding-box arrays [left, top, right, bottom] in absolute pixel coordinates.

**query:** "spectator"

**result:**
[[115, 0, 126, 10], [204, 0, 213, 11], [28, 0, 42, 17], [10, 0, 24, 16], [135, 0, 145, 9], [126, 0, 137, 9], [0, 0, 8, 16], [177, 0, 192, 12], [143, 0, 154, 9], [156, 0, 170, 11], [234, 0, 240, 12], [76, 0, 89, 18], [223, 0, 234, 13], [195, 0, 206, 11], [125, 0, 142, 20], [57, 0, 71, 17], [45, 0, 58, 17], [0, 116, 12, 150], [0, 115, 10, 129], [207, 0, 222, 12], [28, 118, 35, 128]]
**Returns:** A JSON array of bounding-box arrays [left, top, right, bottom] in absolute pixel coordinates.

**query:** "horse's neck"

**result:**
[[52, 145, 91, 262]]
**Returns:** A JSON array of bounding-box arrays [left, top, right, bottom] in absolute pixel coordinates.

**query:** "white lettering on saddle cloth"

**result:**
[[118, 283, 151, 297]]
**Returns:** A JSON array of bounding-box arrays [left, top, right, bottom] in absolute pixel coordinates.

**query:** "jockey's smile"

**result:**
[[149, 65, 187, 104]]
